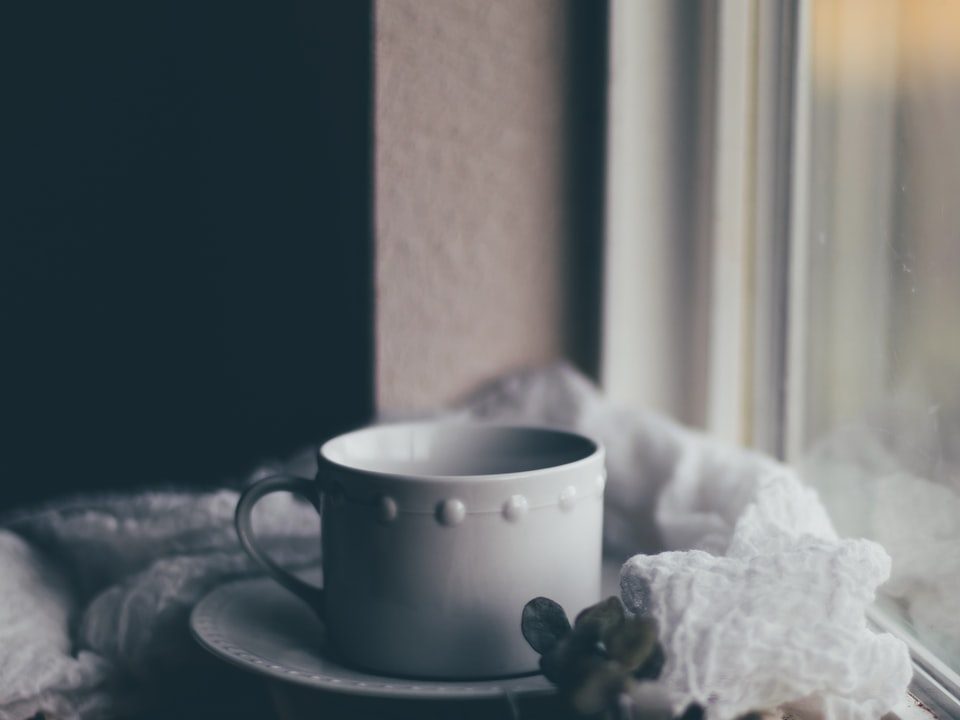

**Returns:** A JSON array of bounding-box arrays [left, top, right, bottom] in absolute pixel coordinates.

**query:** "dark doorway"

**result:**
[[1, 1, 374, 510]]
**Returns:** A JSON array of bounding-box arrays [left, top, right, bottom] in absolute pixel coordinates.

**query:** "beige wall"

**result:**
[[374, 0, 600, 412]]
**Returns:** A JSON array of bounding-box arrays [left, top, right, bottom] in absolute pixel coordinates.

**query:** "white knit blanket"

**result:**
[[0, 365, 912, 720]]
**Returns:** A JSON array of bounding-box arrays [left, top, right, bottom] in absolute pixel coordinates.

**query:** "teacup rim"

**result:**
[[317, 420, 604, 484]]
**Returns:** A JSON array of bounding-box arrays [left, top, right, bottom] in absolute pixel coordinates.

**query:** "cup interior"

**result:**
[[322, 423, 597, 478]]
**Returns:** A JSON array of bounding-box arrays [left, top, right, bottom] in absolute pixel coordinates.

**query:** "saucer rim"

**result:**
[[189, 575, 555, 700]]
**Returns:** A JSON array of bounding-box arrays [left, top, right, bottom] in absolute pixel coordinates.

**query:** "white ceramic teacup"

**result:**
[[235, 422, 605, 679]]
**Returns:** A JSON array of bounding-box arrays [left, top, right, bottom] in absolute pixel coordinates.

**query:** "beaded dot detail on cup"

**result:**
[[366, 481, 605, 525], [377, 495, 399, 524], [558, 485, 578, 512], [436, 499, 467, 526], [595, 472, 607, 492], [502, 494, 529, 522]]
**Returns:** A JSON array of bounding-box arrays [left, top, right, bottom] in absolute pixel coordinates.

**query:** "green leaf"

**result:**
[[538, 634, 579, 685], [567, 658, 630, 716], [605, 615, 659, 672], [538, 643, 566, 685], [539, 632, 593, 687], [632, 641, 666, 680], [521, 597, 572, 655], [572, 596, 625, 648]]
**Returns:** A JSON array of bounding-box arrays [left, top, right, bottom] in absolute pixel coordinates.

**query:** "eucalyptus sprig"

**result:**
[[520, 596, 765, 720], [520, 595, 665, 716]]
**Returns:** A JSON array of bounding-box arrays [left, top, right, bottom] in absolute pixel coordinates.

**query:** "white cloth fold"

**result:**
[[1, 481, 319, 720]]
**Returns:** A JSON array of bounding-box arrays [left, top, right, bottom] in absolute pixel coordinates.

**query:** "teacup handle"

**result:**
[[235, 474, 325, 611]]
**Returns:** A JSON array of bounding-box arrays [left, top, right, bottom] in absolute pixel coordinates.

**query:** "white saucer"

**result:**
[[190, 573, 554, 700]]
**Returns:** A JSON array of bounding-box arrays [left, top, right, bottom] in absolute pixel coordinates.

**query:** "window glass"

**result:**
[[796, 0, 960, 675]]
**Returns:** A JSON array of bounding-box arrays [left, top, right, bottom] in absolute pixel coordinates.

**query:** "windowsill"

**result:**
[[889, 693, 940, 720]]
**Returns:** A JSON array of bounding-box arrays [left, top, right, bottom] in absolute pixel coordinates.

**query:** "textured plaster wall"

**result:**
[[375, 0, 596, 411]]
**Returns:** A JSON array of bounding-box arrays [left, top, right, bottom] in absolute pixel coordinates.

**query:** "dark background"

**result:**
[[1, 1, 374, 512]]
